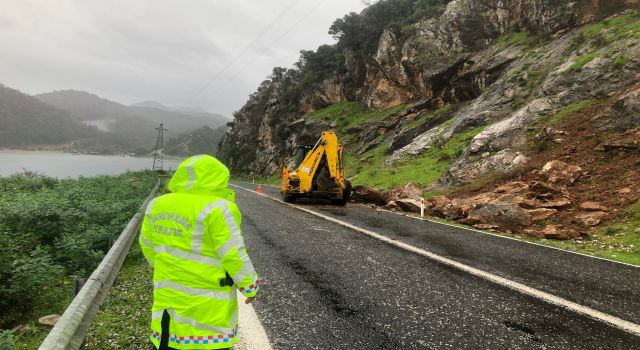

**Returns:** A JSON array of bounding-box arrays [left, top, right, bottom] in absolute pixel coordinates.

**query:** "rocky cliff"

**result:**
[[220, 0, 639, 175], [220, 0, 640, 244]]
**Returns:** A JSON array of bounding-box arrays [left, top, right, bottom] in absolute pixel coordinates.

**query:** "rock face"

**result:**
[[462, 202, 532, 233], [351, 185, 386, 205], [220, 0, 640, 177]]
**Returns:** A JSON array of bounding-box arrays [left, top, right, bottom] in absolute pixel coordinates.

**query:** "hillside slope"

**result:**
[[35, 90, 228, 133], [0, 85, 98, 148], [0, 89, 229, 155], [219, 0, 640, 250]]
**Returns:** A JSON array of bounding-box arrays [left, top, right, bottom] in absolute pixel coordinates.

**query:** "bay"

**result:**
[[0, 150, 183, 178]]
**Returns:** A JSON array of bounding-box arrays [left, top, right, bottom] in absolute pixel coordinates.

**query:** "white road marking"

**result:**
[[234, 181, 639, 269], [231, 183, 640, 337], [236, 295, 273, 350]]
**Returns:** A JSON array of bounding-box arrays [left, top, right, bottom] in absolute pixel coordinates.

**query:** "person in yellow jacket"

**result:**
[[139, 155, 260, 350]]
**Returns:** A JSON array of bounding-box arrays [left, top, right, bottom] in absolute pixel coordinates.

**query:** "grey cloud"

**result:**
[[0, 0, 366, 116]]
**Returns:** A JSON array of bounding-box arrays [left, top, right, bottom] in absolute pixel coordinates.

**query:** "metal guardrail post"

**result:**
[[39, 179, 161, 350]]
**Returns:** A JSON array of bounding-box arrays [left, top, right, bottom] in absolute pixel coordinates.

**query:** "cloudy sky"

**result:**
[[0, 0, 367, 116]]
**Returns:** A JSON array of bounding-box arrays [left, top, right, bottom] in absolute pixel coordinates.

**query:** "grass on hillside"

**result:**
[[305, 102, 405, 138], [546, 100, 601, 125], [496, 32, 538, 49], [347, 126, 485, 190], [583, 11, 640, 42], [406, 105, 452, 130], [567, 52, 599, 72]]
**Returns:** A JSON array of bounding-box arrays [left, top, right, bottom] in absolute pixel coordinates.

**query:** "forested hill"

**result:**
[[35, 90, 229, 133], [0, 85, 98, 148], [0, 86, 229, 155]]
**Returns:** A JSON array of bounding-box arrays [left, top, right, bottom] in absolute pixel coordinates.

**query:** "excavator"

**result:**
[[281, 131, 352, 205]]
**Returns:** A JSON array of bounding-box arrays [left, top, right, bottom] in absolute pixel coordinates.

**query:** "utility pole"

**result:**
[[152, 123, 167, 171]]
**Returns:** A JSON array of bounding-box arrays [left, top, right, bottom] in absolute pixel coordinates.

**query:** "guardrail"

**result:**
[[39, 179, 162, 350]]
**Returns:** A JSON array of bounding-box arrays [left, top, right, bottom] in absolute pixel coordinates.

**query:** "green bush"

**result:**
[[0, 171, 157, 328], [0, 330, 14, 350]]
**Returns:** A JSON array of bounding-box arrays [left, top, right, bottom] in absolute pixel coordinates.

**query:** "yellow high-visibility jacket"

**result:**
[[140, 155, 259, 349]]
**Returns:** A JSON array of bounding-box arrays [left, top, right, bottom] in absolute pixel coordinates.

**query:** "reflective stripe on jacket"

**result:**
[[140, 155, 259, 349]]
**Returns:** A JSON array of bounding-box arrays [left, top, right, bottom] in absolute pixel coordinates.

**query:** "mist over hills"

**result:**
[[0, 85, 229, 155], [0, 85, 98, 148]]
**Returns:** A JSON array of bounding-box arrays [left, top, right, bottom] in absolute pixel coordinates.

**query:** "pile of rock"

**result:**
[[351, 160, 611, 240]]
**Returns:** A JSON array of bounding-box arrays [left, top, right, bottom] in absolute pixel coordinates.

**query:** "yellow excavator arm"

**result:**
[[281, 131, 351, 205]]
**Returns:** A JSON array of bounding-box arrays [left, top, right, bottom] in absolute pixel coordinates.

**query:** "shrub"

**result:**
[[0, 330, 14, 350], [0, 171, 157, 328], [0, 230, 64, 325]]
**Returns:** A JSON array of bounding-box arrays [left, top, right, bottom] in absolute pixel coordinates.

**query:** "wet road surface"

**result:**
[[234, 183, 640, 349]]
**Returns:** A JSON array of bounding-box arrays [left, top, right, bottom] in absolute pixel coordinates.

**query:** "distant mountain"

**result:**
[[130, 100, 229, 122], [131, 100, 166, 109], [165, 125, 227, 157], [31, 90, 229, 154], [34, 90, 124, 121], [0, 85, 97, 148], [36, 90, 229, 131]]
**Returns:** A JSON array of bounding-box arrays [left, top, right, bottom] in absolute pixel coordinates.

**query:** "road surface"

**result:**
[[232, 182, 640, 349]]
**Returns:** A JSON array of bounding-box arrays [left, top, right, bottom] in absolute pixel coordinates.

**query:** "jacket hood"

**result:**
[[168, 155, 235, 200]]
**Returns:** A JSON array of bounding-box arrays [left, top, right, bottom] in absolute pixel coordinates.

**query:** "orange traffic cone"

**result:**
[[257, 184, 263, 194]]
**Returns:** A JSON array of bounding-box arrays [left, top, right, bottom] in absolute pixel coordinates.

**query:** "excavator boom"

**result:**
[[281, 131, 351, 205]]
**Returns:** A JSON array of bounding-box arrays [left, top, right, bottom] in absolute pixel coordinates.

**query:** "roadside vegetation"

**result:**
[[0, 171, 157, 349], [84, 245, 153, 350]]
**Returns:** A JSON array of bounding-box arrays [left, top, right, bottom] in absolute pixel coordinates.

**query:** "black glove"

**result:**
[[219, 272, 235, 287]]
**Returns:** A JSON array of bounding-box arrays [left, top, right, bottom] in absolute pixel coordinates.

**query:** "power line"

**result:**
[[183, 0, 298, 105], [224, 0, 329, 81]]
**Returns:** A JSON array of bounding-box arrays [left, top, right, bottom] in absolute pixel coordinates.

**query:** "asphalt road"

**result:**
[[233, 183, 640, 349]]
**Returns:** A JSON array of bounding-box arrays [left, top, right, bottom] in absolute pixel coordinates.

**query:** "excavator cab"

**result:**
[[281, 131, 352, 205]]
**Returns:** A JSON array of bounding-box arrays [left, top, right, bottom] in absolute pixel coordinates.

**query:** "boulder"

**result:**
[[351, 185, 386, 205], [384, 182, 423, 203], [523, 197, 571, 209], [427, 195, 451, 208], [395, 198, 422, 213], [573, 211, 607, 227], [526, 208, 558, 221], [427, 196, 466, 219], [463, 202, 532, 234], [539, 160, 583, 186], [540, 225, 572, 240], [529, 181, 564, 195], [579, 202, 609, 212], [39, 314, 61, 327], [495, 193, 527, 206], [494, 181, 530, 194], [383, 201, 401, 211]]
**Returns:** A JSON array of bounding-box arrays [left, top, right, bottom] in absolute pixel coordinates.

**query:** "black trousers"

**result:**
[[154, 310, 231, 350]]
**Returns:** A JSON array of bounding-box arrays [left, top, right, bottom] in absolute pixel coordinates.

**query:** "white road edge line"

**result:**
[[234, 180, 639, 269], [236, 293, 273, 350], [231, 183, 640, 337]]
